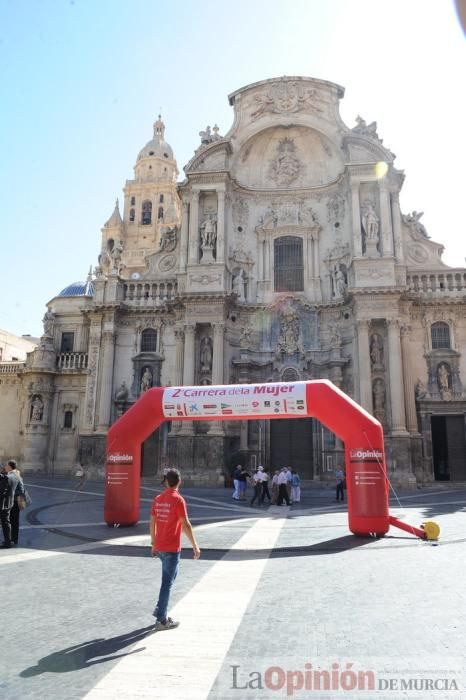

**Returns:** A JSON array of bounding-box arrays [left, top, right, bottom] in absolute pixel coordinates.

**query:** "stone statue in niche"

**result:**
[[42, 309, 55, 336], [110, 239, 124, 271], [415, 379, 427, 400], [232, 269, 246, 301], [373, 379, 386, 420], [361, 202, 379, 241], [140, 367, 153, 393], [200, 215, 217, 248], [31, 395, 44, 422], [437, 363, 450, 393], [332, 265, 347, 298], [200, 337, 213, 372], [158, 226, 178, 252], [115, 381, 129, 401], [269, 138, 301, 187], [370, 333, 384, 369], [402, 211, 429, 240]]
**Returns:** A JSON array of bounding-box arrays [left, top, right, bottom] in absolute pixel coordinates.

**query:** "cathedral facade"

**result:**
[[2, 76, 466, 485]]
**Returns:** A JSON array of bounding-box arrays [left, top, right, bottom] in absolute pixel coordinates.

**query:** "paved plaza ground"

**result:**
[[1, 475, 465, 699]]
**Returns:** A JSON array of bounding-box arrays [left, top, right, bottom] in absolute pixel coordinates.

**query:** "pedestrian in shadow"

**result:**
[[335, 467, 345, 502]]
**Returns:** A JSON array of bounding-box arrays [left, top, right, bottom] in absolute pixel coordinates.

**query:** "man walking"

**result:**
[[276, 467, 290, 506], [1, 460, 20, 549], [150, 468, 200, 630]]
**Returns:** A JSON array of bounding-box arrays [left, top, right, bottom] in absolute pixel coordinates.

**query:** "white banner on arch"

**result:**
[[162, 382, 307, 419]]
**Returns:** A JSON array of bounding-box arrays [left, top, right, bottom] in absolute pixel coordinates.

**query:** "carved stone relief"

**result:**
[[248, 81, 324, 120], [268, 138, 302, 187]]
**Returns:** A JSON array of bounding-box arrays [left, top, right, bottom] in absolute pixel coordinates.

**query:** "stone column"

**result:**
[[258, 237, 264, 280], [351, 183, 362, 257], [188, 191, 199, 264], [387, 320, 408, 434], [265, 240, 271, 280], [379, 184, 393, 256], [179, 324, 195, 434], [313, 236, 319, 279], [356, 320, 372, 412], [209, 322, 225, 435], [400, 324, 419, 433], [97, 330, 115, 431], [179, 200, 189, 270], [171, 329, 185, 432], [216, 191, 225, 263], [83, 320, 102, 431], [391, 192, 404, 263]]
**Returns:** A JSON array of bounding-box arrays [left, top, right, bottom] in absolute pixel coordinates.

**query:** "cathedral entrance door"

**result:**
[[431, 415, 466, 481], [269, 418, 313, 477]]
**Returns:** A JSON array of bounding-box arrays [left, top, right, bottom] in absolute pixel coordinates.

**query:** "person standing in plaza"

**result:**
[[1, 460, 20, 549], [271, 470, 280, 504], [250, 466, 263, 506], [335, 467, 345, 502], [9, 461, 26, 546], [232, 464, 242, 500], [260, 467, 271, 505], [238, 467, 250, 501], [277, 467, 290, 506], [285, 466, 293, 502], [291, 470, 301, 504], [150, 468, 200, 631]]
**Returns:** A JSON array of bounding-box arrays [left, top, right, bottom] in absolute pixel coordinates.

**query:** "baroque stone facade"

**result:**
[[2, 76, 466, 486]]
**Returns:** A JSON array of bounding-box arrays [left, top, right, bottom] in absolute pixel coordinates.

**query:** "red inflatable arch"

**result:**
[[104, 379, 399, 536]]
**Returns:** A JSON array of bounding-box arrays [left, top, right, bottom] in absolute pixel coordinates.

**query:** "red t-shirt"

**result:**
[[151, 488, 188, 552]]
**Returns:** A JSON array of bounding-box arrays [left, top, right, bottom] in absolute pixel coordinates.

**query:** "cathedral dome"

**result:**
[[137, 115, 174, 162], [57, 280, 95, 298]]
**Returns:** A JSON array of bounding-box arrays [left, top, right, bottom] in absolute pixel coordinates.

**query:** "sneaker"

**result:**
[[154, 617, 180, 631]]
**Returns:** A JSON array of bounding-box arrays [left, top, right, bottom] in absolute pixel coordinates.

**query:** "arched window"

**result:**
[[158, 206, 164, 220], [64, 410, 73, 429], [159, 194, 164, 203], [431, 322, 451, 349], [129, 208, 135, 222], [141, 328, 157, 352], [141, 200, 152, 225], [274, 236, 304, 292]]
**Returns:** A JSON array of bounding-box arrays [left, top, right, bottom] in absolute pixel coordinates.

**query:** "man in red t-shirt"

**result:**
[[150, 468, 200, 631]]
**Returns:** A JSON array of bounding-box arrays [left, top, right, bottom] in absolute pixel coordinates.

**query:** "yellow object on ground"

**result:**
[[422, 521, 440, 541]]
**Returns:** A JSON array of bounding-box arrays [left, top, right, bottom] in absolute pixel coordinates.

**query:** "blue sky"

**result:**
[[1, 0, 465, 337]]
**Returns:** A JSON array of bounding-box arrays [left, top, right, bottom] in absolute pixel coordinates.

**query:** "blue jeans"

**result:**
[[154, 551, 180, 623]]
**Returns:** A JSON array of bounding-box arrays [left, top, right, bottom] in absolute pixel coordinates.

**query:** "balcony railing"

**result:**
[[123, 281, 178, 305], [56, 352, 88, 370], [0, 361, 25, 374], [407, 270, 466, 296]]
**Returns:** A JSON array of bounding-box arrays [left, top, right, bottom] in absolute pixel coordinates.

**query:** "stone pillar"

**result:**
[[179, 200, 189, 270], [97, 330, 115, 431], [188, 192, 199, 264], [171, 329, 185, 433], [379, 184, 393, 256], [258, 238, 264, 280], [83, 319, 102, 431], [265, 240, 271, 280], [356, 320, 372, 412], [387, 320, 408, 434], [182, 324, 195, 386], [313, 237, 319, 279], [209, 322, 225, 435], [179, 324, 195, 434], [391, 192, 404, 263], [216, 191, 225, 263], [351, 184, 362, 257], [400, 325, 419, 434]]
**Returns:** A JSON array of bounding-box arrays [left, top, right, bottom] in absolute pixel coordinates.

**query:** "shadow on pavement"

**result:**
[[20, 625, 154, 676]]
